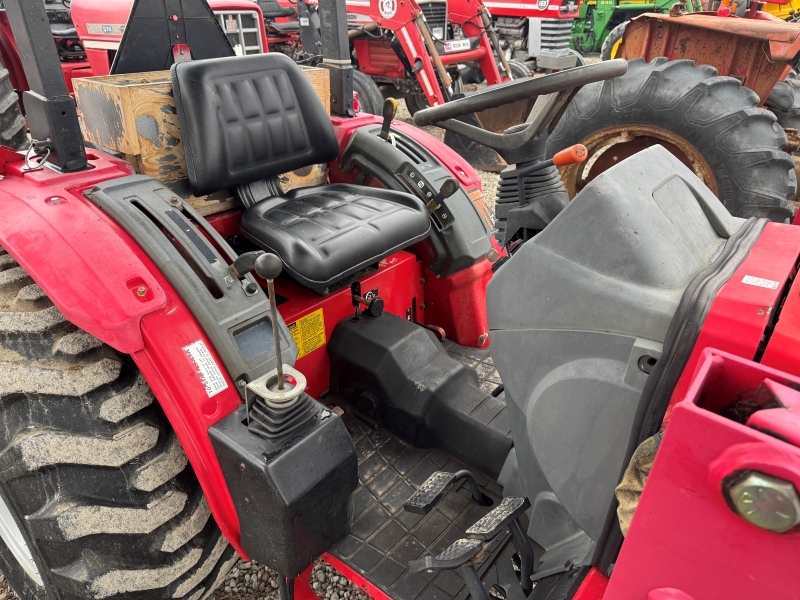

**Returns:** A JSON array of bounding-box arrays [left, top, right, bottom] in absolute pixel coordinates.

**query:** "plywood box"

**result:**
[[74, 67, 330, 215]]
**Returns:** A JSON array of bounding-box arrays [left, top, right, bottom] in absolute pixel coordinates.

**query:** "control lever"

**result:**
[[351, 282, 384, 319], [378, 98, 399, 141], [231, 251, 265, 278], [427, 177, 458, 230], [515, 144, 587, 211], [231, 251, 265, 295], [254, 253, 285, 389]]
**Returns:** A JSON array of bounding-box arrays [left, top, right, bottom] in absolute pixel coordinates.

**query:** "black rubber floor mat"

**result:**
[[330, 413, 524, 600]]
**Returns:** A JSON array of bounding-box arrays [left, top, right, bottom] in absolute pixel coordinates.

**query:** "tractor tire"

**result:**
[[600, 21, 627, 62], [770, 72, 800, 131], [0, 59, 28, 151], [404, 93, 429, 117], [353, 70, 384, 115], [0, 246, 237, 600], [508, 59, 531, 79], [546, 58, 796, 221]]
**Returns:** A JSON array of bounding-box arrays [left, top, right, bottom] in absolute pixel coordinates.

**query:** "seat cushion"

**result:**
[[241, 184, 431, 290], [268, 21, 300, 32]]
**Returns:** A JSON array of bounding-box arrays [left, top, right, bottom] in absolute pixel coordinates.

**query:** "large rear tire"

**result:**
[[0, 246, 237, 600], [0, 59, 28, 151], [546, 58, 796, 221], [352, 70, 384, 115]]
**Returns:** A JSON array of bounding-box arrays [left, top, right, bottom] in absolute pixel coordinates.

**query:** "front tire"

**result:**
[[547, 58, 796, 221], [0, 246, 237, 600]]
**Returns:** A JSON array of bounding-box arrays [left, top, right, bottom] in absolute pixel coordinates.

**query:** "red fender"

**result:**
[[0, 149, 248, 556]]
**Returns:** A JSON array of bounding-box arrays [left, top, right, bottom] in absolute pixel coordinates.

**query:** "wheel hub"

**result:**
[[559, 125, 718, 199]]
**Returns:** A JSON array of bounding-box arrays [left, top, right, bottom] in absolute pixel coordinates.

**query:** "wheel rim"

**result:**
[[0, 494, 43, 586], [611, 36, 623, 59], [559, 125, 718, 199]]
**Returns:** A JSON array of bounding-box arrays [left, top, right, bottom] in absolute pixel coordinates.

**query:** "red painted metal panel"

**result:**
[[762, 266, 800, 375], [663, 222, 800, 424], [573, 568, 610, 600], [0, 150, 248, 556], [275, 251, 425, 398], [607, 350, 800, 600]]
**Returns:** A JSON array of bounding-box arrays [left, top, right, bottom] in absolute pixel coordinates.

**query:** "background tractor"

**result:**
[[571, 0, 800, 59]]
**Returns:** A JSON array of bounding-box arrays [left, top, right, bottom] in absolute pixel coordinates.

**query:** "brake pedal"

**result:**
[[465, 496, 530, 540], [403, 469, 491, 514], [408, 538, 483, 572], [409, 538, 490, 600]]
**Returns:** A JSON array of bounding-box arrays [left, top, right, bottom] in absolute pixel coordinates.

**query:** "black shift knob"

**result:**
[[255, 253, 282, 281]]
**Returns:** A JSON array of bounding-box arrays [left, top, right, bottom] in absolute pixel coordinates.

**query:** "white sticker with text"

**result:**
[[742, 275, 779, 290], [184, 340, 228, 397]]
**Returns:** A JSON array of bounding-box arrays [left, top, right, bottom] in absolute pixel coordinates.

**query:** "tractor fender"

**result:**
[[0, 149, 247, 556]]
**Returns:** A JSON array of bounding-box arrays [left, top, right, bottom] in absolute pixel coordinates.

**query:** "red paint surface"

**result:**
[[573, 568, 609, 600], [607, 350, 800, 600], [761, 266, 800, 375], [480, 0, 579, 19], [0, 150, 248, 556], [663, 222, 800, 424], [275, 251, 425, 398]]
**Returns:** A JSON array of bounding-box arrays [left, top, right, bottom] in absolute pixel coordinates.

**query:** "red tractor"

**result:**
[[0, 3, 799, 600]]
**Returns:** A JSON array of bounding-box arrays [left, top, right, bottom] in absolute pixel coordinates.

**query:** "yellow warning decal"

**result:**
[[287, 308, 326, 359]]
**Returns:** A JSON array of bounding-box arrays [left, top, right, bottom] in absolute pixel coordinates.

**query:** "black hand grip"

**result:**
[[255, 253, 283, 281]]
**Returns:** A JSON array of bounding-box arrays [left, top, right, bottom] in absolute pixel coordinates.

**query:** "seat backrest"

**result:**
[[171, 53, 340, 197], [258, 0, 295, 18]]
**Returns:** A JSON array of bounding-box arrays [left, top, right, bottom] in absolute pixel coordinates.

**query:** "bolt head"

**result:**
[[728, 471, 800, 533], [136, 286, 147, 297]]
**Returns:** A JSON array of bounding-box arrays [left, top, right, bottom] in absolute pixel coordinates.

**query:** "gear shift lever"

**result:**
[[255, 253, 285, 390]]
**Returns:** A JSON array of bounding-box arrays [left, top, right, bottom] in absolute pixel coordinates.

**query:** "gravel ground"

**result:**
[[213, 558, 370, 600]]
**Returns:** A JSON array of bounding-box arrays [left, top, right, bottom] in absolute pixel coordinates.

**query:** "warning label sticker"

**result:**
[[287, 308, 326, 359], [742, 275, 780, 290], [184, 340, 229, 397]]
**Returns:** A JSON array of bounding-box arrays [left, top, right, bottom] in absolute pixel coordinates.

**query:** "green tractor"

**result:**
[[571, 0, 701, 59]]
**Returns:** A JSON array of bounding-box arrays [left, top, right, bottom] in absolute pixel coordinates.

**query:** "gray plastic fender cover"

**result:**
[[486, 146, 743, 541]]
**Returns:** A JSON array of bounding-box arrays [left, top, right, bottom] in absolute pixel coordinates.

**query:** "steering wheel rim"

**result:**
[[413, 60, 628, 127]]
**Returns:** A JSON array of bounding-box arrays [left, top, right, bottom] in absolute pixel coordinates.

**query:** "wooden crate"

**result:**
[[74, 67, 330, 215]]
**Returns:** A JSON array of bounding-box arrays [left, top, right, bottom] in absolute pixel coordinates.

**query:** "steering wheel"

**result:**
[[412, 60, 627, 165]]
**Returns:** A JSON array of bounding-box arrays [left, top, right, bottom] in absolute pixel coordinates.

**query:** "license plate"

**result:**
[[443, 39, 471, 53]]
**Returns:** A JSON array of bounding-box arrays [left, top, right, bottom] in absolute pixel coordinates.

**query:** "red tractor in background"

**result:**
[[0, 3, 800, 600], [480, 0, 582, 71]]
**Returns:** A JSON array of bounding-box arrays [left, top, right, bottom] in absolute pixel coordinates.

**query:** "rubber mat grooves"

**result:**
[[330, 414, 511, 600]]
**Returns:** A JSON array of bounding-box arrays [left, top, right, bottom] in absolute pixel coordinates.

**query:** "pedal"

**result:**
[[403, 471, 456, 514], [404, 469, 492, 514], [465, 496, 530, 540], [408, 538, 484, 572]]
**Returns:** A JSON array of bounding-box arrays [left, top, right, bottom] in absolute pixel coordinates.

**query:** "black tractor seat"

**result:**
[[267, 21, 300, 32], [171, 53, 430, 292], [257, 0, 296, 19]]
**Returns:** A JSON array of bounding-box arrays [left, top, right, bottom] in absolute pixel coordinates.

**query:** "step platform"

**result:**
[[328, 413, 528, 600]]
